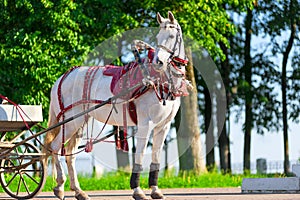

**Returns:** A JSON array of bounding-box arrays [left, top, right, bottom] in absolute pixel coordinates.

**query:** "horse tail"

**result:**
[[42, 101, 60, 171]]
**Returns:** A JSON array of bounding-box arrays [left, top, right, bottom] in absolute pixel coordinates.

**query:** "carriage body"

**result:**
[[0, 104, 45, 199]]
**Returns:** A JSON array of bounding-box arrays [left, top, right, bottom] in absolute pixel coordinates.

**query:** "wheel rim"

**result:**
[[0, 142, 46, 199]]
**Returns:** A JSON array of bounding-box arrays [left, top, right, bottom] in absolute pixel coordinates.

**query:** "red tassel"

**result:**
[[85, 138, 93, 153], [122, 139, 129, 152], [116, 137, 121, 150]]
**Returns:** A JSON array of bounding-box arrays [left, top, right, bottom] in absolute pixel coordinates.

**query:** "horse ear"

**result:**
[[157, 12, 163, 24], [168, 11, 175, 23]]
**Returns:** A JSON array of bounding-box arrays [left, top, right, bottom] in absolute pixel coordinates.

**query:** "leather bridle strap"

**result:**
[[157, 25, 188, 66], [157, 45, 173, 54], [173, 56, 188, 65]]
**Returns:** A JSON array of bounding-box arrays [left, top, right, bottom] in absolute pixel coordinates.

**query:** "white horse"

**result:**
[[44, 11, 188, 200]]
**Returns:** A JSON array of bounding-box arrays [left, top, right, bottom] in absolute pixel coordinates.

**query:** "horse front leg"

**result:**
[[149, 122, 171, 200], [130, 123, 153, 200], [65, 130, 90, 200]]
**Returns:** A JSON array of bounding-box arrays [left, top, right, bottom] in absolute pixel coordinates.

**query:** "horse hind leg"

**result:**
[[43, 105, 66, 200], [65, 128, 90, 200], [52, 153, 66, 200], [50, 116, 85, 199]]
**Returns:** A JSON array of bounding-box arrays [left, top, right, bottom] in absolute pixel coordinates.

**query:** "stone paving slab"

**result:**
[[242, 177, 300, 193], [1, 188, 300, 200]]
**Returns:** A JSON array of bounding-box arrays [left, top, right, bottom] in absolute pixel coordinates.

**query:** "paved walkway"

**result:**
[[1, 188, 300, 200]]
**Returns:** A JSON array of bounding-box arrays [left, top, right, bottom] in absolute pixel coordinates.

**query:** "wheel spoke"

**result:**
[[22, 169, 42, 173], [24, 172, 40, 185], [20, 174, 30, 194], [15, 148, 23, 166], [17, 174, 21, 195], [3, 172, 18, 187], [20, 145, 29, 164], [24, 145, 29, 154]]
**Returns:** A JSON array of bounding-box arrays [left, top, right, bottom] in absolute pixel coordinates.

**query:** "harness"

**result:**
[[57, 66, 107, 155], [56, 23, 189, 156]]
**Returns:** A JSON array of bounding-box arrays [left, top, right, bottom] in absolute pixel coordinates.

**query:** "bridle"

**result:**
[[156, 23, 188, 77]]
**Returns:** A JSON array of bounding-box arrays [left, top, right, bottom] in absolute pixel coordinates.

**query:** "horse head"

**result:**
[[153, 11, 188, 77]]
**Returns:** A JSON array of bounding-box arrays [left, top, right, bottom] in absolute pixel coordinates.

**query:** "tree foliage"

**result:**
[[0, 0, 143, 114], [1, 0, 86, 112]]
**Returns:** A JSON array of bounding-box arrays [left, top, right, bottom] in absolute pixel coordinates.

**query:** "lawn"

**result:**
[[42, 171, 280, 192], [0, 170, 283, 193]]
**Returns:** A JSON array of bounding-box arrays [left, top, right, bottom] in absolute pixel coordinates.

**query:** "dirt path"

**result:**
[[1, 188, 300, 200]]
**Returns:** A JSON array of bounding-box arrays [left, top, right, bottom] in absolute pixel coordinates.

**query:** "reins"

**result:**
[[0, 83, 145, 157]]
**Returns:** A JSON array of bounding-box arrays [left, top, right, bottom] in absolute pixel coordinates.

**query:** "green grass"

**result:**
[[42, 170, 283, 191], [0, 170, 285, 193]]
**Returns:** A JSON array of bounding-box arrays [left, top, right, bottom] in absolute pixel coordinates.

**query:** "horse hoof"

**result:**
[[53, 187, 65, 200], [75, 190, 91, 200], [150, 190, 165, 199]]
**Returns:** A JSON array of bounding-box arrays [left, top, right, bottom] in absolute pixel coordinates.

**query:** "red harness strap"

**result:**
[[121, 104, 129, 152], [57, 66, 79, 113], [57, 66, 102, 155], [82, 66, 101, 101], [57, 66, 79, 156], [172, 56, 188, 65], [82, 66, 101, 152]]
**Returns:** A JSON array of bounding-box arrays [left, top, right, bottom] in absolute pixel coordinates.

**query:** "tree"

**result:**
[[256, 0, 300, 174], [280, 0, 297, 174], [176, 47, 206, 173], [227, 1, 287, 173], [242, 7, 254, 172]]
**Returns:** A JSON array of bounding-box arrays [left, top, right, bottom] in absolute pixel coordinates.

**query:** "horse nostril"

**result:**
[[158, 60, 163, 65]]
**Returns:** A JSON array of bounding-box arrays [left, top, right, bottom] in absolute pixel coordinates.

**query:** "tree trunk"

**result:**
[[243, 8, 253, 173], [217, 89, 231, 174], [282, 0, 296, 174], [218, 41, 232, 174], [204, 87, 215, 172], [176, 47, 206, 173]]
